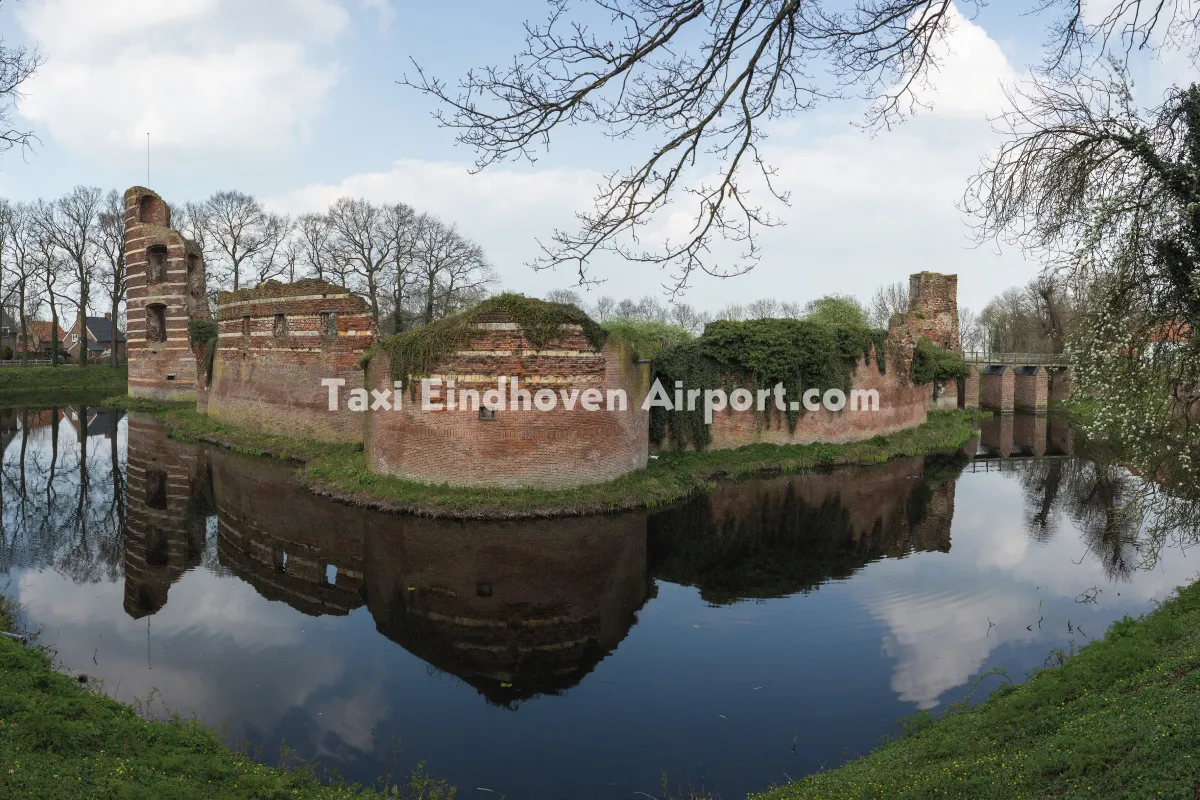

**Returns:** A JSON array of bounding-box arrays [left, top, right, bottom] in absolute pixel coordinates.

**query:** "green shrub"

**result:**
[[910, 338, 969, 385], [1, 344, 12, 360]]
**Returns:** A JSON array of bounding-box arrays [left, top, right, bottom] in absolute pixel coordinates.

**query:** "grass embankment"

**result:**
[[0, 365, 128, 406], [0, 599, 453, 799], [104, 396, 988, 518], [754, 580, 1200, 800]]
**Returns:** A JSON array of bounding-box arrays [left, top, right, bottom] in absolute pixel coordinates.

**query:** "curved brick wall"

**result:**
[[366, 315, 651, 489], [124, 187, 210, 401], [208, 279, 376, 444], [658, 345, 929, 452]]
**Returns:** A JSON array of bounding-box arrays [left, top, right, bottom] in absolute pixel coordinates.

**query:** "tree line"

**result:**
[[0, 188, 496, 367]]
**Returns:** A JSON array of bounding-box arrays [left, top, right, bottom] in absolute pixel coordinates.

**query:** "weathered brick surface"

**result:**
[[1013, 412, 1049, 456], [207, 279, 377, 444], [124, 187, 210, 401], [123, 413, 211, 619], [1014, 367, 1049, 411], [661, 345, 929, 451], [906, 272, 960, 351], [980, 413, 1015, 457], [960, 366, 981, 409], [366, 321, 651, 489], [981, 366, 1015, 411]]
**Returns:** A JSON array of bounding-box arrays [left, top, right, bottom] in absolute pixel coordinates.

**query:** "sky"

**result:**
[[0, 0, 1184, 313]]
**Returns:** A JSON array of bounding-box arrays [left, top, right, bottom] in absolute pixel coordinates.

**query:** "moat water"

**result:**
[[1, 407, 1197, 799]]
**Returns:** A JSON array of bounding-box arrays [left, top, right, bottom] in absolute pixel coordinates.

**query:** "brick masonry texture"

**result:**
[[657, 344, 930, 452], [982, 367, 1016, 411], [124, 187, 210, 401], [366, 317, 651, 489], [1014, 367, 1049, 411], [207, 278, 377, 444], [960, 366, 981, 409]]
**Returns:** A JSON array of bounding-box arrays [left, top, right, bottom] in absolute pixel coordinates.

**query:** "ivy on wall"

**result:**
[[909, 338, 969, 385], [187, 320, 219, 386], [649, 318, 889, 450], [369, 293, 608, 391]]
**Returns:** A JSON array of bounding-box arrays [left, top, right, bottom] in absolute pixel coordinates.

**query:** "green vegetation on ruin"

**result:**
[[102, 395, 987, 519], [217, 277, 357, 305], [600, 318, 692, 360], [187, 320, 219, 385], [0, 596, 455, 799], [752, 577, 1200, 800], [366, 293, 607, 390], [0, 365, 128, 406], [649, 318, 890, 451], [910, 336, 970, 385]]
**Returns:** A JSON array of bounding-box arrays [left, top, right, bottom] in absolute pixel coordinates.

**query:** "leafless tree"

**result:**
[[958, 306, 985, 353], [746, 297, 781, 319], [96, 191, 126, 367], [668, 301, 710, 334], [411, 214, 493, 325], [41, 186, 103, 365], [4, 203, 36, 364], [197, 190, 286, 292], [867, 280, 910, 328], [545, 288, 583, 306], [402, 0, 1200, 289], [0, 14, 40, 159], [326, 198, 397, 321], [383, 202, 419, 333], [32, 205, 65, 366]]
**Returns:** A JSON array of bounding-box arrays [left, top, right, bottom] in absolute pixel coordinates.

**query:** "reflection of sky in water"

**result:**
[[2, 409, 1197, 800]]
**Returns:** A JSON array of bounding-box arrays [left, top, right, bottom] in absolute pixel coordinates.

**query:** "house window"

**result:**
[[273, 314, 287, 338], [319, 311, 337, 338], [146, 245, 168, 284], [479, 406, 496, 421], [145, 304, 167, 343]]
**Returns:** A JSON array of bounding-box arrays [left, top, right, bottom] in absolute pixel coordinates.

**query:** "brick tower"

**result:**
[[124, 187, 210, 400]]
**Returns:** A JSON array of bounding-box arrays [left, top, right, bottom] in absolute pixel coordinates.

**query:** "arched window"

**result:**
[[138, 194, 170, 227], [145, 304, 167, 343]]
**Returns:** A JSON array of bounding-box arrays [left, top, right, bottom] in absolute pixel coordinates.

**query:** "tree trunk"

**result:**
[[50, 303, 59, 368], [424, 275, 435, 326], [78, 304, 88, 367], [110, 293, 120, 368]]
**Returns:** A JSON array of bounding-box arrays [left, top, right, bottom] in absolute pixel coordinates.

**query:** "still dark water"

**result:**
[[1, 407, 1197, 799]]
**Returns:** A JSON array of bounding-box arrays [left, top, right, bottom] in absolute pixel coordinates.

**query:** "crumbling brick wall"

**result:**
[[366, 314, 651, 489], [207, 279, 377, 444], [124, 188, 211, 401], [658, 343, 929, 452]]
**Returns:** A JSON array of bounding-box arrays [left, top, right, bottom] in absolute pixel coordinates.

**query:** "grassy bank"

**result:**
[[0, 600, 453, 798], [753, 579, 1200, 800], [103, 396, 987, 518], [0, 365, 127, 406]]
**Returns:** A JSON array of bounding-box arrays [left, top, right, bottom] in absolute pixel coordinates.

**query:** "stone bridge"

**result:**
[[960, 352, 1071, 412], [962, 412, 1075, 461]]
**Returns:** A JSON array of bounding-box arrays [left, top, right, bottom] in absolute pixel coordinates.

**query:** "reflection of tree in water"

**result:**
[[649, 454, 966, 605], [1007, 430, 1200, 579], [0, 407, 128, 586]]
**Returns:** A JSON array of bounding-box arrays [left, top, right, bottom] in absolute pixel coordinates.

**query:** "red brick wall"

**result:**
[[981, 367, 1015, 411], [366, 321, 650, 489], [207, 280, 376, 444], [906, 272, 960, 351], [1014, 367, 1049, 411], [656, 345, 929, 451], [124, 187, 210, 401]]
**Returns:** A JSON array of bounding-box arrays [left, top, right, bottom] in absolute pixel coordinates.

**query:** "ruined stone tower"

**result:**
[[124, 187, 210, 400], [906, 272, 960, 351]]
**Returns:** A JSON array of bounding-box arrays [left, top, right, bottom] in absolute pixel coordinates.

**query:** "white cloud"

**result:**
[[14, 0, 347, 156], [268, 6, 1036, 310], [360, 0, 396, 29]]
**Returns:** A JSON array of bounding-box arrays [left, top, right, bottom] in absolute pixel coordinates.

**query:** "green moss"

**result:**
[[372, 293, 607, 390], [650, 319, 889, 450], [910, 337, 969, 385], [601, 319, 692, 360]]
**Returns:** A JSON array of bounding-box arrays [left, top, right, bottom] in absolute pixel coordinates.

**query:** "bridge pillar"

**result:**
[[1013, 412, 1048, 456], [1049, 367, 1072, 404], [981, 365, 1014, 412], [980, 413, 1014, 458], [1014, 366, 1048, 412], [958, 365, 980, 409]]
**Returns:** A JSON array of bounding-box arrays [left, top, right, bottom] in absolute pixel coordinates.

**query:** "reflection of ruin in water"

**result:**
[[119, 418, 981, 705]]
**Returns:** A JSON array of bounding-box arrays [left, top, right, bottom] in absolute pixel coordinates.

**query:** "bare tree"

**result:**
[[4, 203, 36, 364], [325, 198, 396, 321], [402, 1, 1200, 289], [545, 288, 583, 306], [668, 301, 710, 334], [0, 17, 40, 159], [197, 190, 283, 292], [867, 281, 910, 328], [42, 186, 103, 366], [96, 190, 126, 367], [411, 214, 493, 326], [32, 205, 64, 366], [746, 298, 781, 319], [295, 213, 333, 281], [383, 202, 418, 333]]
